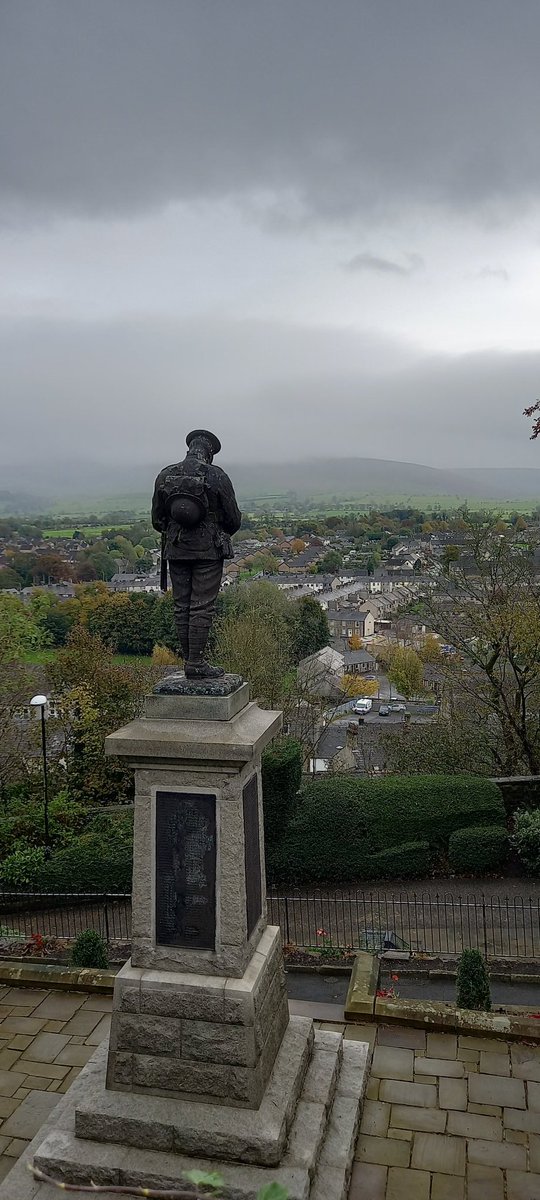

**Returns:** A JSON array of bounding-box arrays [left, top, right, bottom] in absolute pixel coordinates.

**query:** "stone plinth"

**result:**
[[0, 680, 371, 1200]]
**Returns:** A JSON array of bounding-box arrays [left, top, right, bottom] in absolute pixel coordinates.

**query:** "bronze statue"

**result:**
[[152, 430, 242, 679]]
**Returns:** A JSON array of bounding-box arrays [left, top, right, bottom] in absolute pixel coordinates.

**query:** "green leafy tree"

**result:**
[[316, 550, 343, 574], [287, 596, 329, 663], [0, 595, 44, 662], [387, 646, 424, 699]]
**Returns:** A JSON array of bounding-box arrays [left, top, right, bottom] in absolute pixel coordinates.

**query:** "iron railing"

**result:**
[[0, 887, 539, 959], [267, 891, 540, 959]]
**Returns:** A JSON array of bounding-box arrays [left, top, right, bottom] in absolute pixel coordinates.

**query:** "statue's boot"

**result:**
[[174, 619, 189, 664], [184, 618, 224, 679]]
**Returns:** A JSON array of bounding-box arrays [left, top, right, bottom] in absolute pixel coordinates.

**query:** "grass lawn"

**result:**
[[43, 526, 121, 538]]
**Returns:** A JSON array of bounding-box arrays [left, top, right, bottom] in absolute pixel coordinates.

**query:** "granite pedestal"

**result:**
[[2, 675, 370, 1200]]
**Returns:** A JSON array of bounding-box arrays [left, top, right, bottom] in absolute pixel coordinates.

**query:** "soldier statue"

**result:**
[[151, 430, 242, 679]]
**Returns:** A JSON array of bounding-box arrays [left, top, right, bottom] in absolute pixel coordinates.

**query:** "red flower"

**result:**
[[391, 974, 399, 981], [316, 928, 327, 937]]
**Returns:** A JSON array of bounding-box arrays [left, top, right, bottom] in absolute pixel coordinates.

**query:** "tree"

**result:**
[[442, 545, 460, 574], [425, 527, 540, 775], [214, 609, 289, 708], [418, 634, 442, 663], [251, 552, 280, 575], [341, 675, 379, 699], [47, 627, 159, 806], [0, 567, 23, 590], [0, 595, 45, 662], [348, 633, 363, 650], [316, 550, 343, 574], [290, 538, 307, 554], [287, 596, 329, 663], [387, 647, 424, 699]]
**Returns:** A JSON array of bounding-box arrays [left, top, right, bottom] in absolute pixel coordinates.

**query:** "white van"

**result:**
[[353, 698, 373, 714]]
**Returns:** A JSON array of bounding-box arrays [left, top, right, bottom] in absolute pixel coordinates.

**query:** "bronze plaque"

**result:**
[[155, 790, 216, 949], [243, 774, 262, 938]]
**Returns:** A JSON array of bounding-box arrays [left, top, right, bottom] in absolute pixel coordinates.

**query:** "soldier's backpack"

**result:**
[[161, 462, 209, 530]]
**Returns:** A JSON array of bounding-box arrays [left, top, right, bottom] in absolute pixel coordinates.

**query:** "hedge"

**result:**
[[0, 831, 133, 893], [371, 841, 432, 880], [448, 825, 508, 874], [268, 773, 505, 885], [261, 737, 303, 845]]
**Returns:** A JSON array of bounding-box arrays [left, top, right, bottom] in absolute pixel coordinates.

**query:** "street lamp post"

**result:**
[[30, 695, 50, 853]]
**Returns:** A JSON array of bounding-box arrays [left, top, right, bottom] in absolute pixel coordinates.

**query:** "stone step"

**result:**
[[310, 1040, 371, 1200], [12, 1032, 372, 1200], [77, 1016, 314, 1166], [282, 1030, 343, 1178]]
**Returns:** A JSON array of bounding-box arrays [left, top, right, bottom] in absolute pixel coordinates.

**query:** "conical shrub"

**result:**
[[456, 948, 491, 1012]]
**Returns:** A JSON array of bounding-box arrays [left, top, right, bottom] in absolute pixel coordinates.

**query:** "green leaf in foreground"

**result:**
[[257, 1184, 289, 1200], [184, 1171, 224, 1191]]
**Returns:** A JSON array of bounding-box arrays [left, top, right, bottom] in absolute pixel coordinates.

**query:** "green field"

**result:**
[[24, 649, 154, 667], [43, 526, 107, 538]]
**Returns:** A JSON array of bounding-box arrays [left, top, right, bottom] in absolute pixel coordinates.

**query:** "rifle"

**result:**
[[160, 531, 168, 592]]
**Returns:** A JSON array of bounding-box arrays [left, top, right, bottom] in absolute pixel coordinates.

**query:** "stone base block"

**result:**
[[344, 952, 379, 1019], [145, 680, 249, 722], [4, 1028, 371, 1200], [107, 926, 288, 1106]]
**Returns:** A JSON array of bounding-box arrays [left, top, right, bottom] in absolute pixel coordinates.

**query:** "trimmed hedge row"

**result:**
[[267, 773, 506, 885], [448, 825, 508, 874], [262, 738, 303, 846]]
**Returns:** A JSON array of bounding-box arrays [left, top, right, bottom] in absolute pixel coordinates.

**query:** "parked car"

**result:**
[[378, 705, 390, 716], [389, 702, 406, 712], [353, 698, 373, 714]]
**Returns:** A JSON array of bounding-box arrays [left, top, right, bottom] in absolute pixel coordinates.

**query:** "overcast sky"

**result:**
[[2, 0, 540, 474]]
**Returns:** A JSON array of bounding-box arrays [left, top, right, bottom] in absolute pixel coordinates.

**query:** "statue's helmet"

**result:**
[[186, 429, 221, 456]]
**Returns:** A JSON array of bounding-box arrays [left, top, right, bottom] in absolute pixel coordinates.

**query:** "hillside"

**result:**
[[2, 457, 540, 510]]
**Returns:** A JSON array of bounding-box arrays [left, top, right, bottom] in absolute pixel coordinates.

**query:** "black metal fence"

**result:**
[[267, 891, 540, 959], [0, 891, 131, 944], [1, 887, 540, 959]]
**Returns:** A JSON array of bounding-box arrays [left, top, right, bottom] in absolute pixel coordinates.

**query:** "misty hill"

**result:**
[[2, 458, 540, 510]]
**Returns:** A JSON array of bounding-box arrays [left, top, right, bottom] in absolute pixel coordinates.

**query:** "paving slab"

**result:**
[[431, 1172, 465, 1200], [447, 1110, 502, 1141], [411, 1131, 466, 1176], [468, 1138, 527, 1169], [378, 1080, 436, 1108], [426, 1033, 457, 1060], [359, 1100, 390, 1138], [376, 1026, 426, 1051], [22, 1034, 70, 1064], [511, 1047, 540, 1082], [439, 1077, 467, 1110], [371, 1046, 413, 1081], [389, 1105, 446, 1133], [414, 1057, 464, 1078], [1, 1091, 59, 1139], [469, 1072, 526, 1109], [348, 1160, 387, 1200], [467, 1164, 504, 1200], [355, 1134, 410, 1167], [386, 1165, 430, 1200], [61, 1012, 104, 1036], [85, 1016, 111, 1045], [506, 1170, 540, 1199], [32, 995, 87, 1021], [0, 1070, 28, 1097], [1, 990, 49, 1008], [479, 1051, 510, 1076]]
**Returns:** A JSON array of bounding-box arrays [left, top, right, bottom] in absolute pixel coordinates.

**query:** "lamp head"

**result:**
[[30, 695, 48, 707]]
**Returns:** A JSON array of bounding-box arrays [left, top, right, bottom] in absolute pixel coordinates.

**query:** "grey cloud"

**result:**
[[1, 313, 538, 475], [2, 1, 540, 224], [473, 267, 510, 283], [345, 252, 423, 276]]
